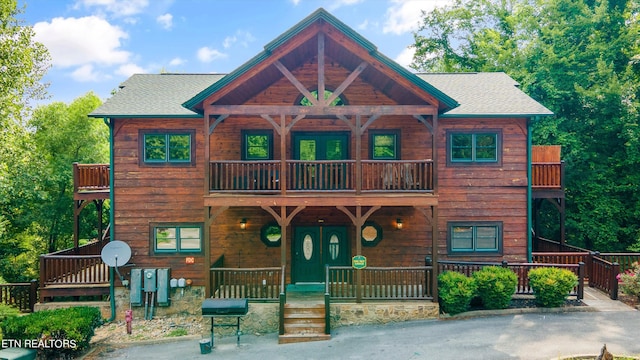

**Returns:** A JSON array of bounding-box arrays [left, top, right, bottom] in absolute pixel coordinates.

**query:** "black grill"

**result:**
[[202, 298, 248, 316], [201, 298, 248, 347]]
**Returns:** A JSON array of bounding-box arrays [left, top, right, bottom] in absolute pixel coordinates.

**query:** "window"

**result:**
[[448, 222, 502, 255], [242, 130, 273, 160], [448, 131, 500, 165], [152, 224, 203, 254], [370, 131, 399, 160], [299, 89, 345, 106], [140, 130, 195, 166]]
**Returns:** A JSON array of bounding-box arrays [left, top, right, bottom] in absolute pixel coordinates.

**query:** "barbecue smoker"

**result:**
[[201, 298, 249, 350]]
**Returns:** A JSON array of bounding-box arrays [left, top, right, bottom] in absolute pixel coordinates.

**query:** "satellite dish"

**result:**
[[101, 240, 131, 267]]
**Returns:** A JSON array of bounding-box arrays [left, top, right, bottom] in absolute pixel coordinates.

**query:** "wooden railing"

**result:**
[[73, 163, 110, 192], [589, 256, 619, 300], [362, 160, 433, 191], [439, 260, 584, 298], [531, 161, 563, 189], [39, 255, 109, 286], [535, 237, 590, 253], [326, 266, 434, 301], [209, 159, 434, 193], [0, 281, 38, 312], [210, 267, 283, 301], [598, 253, 640, 272]]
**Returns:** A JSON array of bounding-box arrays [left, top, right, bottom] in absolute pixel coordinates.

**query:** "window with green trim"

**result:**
[[141, 131, 194, 165], [152, 224, 202, 254], [448, 222, 502, 255], [370, 131, 399, 159], [448, 131, 500, 164], [242, 130, 273, 160]]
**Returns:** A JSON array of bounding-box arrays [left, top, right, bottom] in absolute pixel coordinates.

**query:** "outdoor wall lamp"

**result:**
[[240, 218, 247, 230], [396, 218, 403, 230]]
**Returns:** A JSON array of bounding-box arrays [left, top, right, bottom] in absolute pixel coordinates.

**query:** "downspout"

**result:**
[[104, 117, 116, 322], [527, 117, 534, 262]]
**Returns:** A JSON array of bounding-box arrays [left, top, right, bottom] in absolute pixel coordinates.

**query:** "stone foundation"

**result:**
[[109, 286, 439, 336]]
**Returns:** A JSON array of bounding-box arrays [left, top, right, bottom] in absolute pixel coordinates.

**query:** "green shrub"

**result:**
[[619, 262, 640, 300], [0, 303, 20, 323], [528, 267, 578, 307], [438, 271, 477, 315], [0, 306, 103, 357], [472, 266, 518, 309]]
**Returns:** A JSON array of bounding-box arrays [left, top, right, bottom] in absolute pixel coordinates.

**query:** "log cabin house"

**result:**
[[72, 8, 558, 340]]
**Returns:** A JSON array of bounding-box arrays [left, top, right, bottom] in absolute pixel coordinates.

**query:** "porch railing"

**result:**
[[439, 260, 584, 298], [0, 281, 38, 312], [209, 160, 434, 192], [531, 161, 563, 189], [210, 266, 283, 301], [589, 256, 619, 300], [326, 266, 434, 301], [39, 255, 109, 286], [73, 163, 110, 192]]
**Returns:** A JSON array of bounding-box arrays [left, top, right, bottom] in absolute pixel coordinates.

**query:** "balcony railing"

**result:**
[[531, 161, 563, 189], [209, 160, 434, 193], [73, 163, 110, 192]]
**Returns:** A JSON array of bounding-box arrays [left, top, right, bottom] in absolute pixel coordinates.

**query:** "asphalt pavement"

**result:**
[[88, 289, 639, 360]]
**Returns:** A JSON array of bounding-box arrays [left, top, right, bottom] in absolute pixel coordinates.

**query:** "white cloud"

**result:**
[[222, 30, 256, 49], [290, 0, 301, 5], [74, 0, 150, 17], [394, 46, 415, 68], [357, 19, 369, 30], [71, 64, 101, 82], [156, 13, 173, 30], [116, 63, 146, 77], [383, 0, 449, 35], [33, 16, 130, 68], [169, 57, 185, 66], [328, 0, 364, 10], [197, 47, 227, 63]]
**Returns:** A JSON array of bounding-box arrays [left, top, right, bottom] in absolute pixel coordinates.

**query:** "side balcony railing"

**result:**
[[531, 161, 564, 189], [73, 163, 110, 192], [210, 266, 284, 302], [209, 160, 434, 193]]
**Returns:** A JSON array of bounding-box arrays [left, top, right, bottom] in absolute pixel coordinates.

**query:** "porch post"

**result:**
[[204, 109, 212, 297], [355, 206, 362, 302], [355, 115, 362, 195], [280, 206, 287, 269], [431, 205, 439, 302]]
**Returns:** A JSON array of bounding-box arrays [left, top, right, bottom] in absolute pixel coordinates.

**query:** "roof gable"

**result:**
[[182, 8, 458, 112]]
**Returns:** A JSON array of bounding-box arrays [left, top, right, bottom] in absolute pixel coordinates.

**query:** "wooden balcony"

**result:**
[[531, 145, 564, 197], [73, 163, 110, 201], [209, 160, 434, 193]]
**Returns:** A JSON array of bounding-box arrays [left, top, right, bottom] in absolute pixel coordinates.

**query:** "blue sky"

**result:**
[[20, 0, 450, 105]]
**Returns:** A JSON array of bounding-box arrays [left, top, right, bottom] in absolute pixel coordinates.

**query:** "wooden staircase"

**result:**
[[278, 285, 331, 344]]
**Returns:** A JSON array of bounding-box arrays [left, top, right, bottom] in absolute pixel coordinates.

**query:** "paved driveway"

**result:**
[[91, 310, 640, 360]]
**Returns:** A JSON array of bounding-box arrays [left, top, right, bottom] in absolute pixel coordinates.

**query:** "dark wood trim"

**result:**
[[205, 194, 438, 207], [206, 105, 438, 116]]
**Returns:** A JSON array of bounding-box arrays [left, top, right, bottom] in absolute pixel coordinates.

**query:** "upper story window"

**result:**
[[140, 130, 195, 166], [242, 130, 273, 160], [448, 222, 502, 255], [447, 130, 501, 165], [299, 90, 346, 106], [152, 223, 203, 255], [370, 131, 399, 160]]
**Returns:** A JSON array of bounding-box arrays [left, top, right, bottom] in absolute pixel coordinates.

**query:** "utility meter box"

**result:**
[[143, 269, 157, 292], [156, 268, 170, 306], [129, 269, 143, 306]]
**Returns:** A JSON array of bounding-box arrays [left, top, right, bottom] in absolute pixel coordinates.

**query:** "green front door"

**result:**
[[293, 226, 349, 283]]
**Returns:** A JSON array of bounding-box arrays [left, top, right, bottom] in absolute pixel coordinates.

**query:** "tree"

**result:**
[[29, 92, 107, 252], [411, 0, 640, 251], [0, 0, 50, 127]]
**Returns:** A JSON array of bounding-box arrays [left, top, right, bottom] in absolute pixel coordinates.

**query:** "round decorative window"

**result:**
[[260, 223, 282, 247], [361, 222, 383, 247]]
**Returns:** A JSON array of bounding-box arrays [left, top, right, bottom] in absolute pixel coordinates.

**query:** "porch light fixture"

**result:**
[[240, 218, 247, 230], [396, 218, 403, 230]]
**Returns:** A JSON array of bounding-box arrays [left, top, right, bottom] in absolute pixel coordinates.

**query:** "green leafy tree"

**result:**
[[0, 0, 50, 126], [412, 0, 640, 251]]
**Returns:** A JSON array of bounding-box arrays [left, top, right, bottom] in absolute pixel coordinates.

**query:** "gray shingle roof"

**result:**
[[90, 72, 552, 118], [417, 72, 553, 117], [89, 73, 225, 118]]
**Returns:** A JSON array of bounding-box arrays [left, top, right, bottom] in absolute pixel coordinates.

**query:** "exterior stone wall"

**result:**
[[108, 286, 439, 336]]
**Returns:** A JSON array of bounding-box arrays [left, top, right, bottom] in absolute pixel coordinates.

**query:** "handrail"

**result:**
[[210, 266, 282, 301], [73, 163, 110, 192]]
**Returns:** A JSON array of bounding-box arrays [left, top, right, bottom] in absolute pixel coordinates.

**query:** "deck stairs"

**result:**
[[279, 284, 331, 344]]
